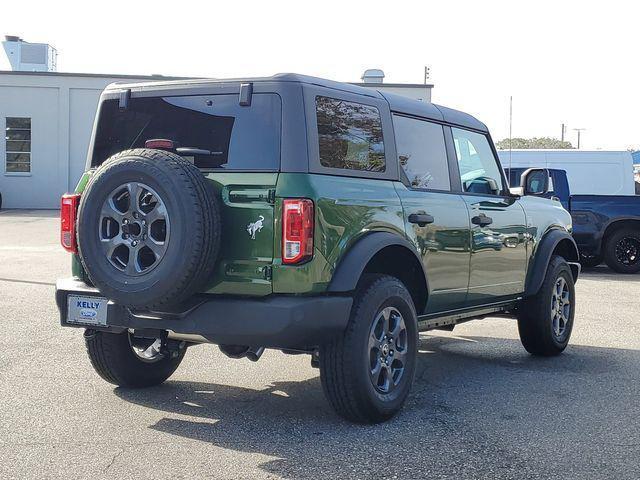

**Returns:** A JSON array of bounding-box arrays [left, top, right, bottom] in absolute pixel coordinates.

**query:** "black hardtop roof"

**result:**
[[104, 73, 487, 132], [379, 91, 488, 132]]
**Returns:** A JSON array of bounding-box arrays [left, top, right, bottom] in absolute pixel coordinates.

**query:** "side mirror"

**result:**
[[520, 168, 550, 196]]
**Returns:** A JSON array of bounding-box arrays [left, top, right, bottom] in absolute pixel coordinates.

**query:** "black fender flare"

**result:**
[[524, 229, 580, 297], [327, 231, 429, 294]]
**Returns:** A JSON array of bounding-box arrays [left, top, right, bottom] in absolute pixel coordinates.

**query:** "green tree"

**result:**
[[495, 137, 574, 150]]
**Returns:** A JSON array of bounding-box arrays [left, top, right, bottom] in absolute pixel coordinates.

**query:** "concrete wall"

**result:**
[[0, 73, 153, 209]]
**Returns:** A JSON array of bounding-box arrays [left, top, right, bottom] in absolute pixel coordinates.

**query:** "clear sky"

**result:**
[[1, 0, 638, 150]]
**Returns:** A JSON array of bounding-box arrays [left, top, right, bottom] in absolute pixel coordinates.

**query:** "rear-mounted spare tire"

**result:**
[[77, 148, 221, 309]]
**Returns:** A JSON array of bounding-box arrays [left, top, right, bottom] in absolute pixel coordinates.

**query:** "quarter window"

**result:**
[[5, 117, 31, 173], [316, 96, 385, 172], [452, 127, 503, 195], [393, 115, 450, 190]]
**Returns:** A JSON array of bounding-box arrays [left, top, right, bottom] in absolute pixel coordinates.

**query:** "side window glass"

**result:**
[[452, 127, 503, 195], [392, 115, 450, 191], [316, 96, 385, 172]]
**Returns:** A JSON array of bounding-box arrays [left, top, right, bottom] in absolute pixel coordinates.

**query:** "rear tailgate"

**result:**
[[205, 173, 277, 296], [87, 85, 282, 296]]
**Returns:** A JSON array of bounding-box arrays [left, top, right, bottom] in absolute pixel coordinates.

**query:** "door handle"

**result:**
[[408, 213, 435, 227], [471, 213, 493, 227]]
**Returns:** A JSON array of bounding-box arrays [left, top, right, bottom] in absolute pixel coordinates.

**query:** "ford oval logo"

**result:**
[[80, 308, 97, 319]]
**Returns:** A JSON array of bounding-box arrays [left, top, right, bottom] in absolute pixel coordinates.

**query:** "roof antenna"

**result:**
[[509, 95, 513, 188]]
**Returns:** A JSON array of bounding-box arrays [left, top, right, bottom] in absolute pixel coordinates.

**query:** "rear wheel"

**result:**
[[320, 275, 418, 423], [517, 255, 575, 356], [84, 330, 186, 388], [604, 228, 640, 274]]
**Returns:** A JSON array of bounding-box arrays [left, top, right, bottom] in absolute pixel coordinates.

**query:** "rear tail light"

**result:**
[[282, 199, 314, 264], [61, 193, 81, 253]]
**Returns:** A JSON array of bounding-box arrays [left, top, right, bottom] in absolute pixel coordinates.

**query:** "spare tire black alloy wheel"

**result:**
[[77, 148, 221, 309], [100, 182, 170, 275]]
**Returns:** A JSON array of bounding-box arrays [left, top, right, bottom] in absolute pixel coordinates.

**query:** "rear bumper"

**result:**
[[55, 278, 352, 349]]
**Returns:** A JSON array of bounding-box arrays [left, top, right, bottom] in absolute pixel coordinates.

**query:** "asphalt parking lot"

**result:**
[[1, 210, 639, 480]]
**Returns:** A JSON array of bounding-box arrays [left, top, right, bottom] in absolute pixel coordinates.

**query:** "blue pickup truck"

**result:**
[[506, 168, 640, 273]]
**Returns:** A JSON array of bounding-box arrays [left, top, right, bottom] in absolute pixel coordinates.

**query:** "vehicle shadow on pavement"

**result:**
[[115, 335, 640, 479], [0, 209, 60, 218], [581, 265, 640, 282]]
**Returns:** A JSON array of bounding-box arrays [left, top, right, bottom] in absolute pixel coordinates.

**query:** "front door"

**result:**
[[392, 114, 471, 313], [451, 127, 527, 304]]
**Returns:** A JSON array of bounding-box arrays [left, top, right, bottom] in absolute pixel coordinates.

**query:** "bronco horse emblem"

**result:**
[[247, 215, 265, 240]]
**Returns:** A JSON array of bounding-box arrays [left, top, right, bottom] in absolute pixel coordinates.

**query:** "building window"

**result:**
[[316, 96, 385, 172], [5, 117, 31, 173]]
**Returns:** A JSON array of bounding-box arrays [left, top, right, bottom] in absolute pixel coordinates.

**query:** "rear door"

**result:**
[[91, 92, 282, 295], [392, 114, 471, 313], [450, 127, 527, 303]]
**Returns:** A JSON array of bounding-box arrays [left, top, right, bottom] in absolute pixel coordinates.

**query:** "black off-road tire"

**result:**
[[84, 330, 186, 388], [77, 149, 221, 309], [320, 275, 418, 424], [603, 227, 640, 274], [517, 255, 575, 356]]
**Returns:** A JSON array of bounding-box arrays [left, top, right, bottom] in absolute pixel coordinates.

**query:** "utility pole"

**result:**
[[573, 128, 586, 149], [424, 66, 431, 84], [561, 123, 566, 142]]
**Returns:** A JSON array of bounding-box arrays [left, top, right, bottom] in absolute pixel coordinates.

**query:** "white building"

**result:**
[[0, 68, 433, 209], [0, 70, 184, 209]]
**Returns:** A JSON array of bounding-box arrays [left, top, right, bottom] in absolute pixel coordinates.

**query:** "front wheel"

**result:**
[[517, 255, 575, 356], [84, 330, 186, 387], [320, 275, 418, 423]]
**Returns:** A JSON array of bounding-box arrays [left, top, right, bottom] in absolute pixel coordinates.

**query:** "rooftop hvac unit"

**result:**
[[2, 36, 57, 72]]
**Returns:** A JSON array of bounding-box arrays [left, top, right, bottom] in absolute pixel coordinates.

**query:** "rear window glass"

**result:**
[[92, 93, 281, 170], [316, 96, 385, 172]]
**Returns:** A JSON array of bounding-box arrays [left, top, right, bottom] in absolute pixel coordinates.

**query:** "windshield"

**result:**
[[91, 93, 281, 170]]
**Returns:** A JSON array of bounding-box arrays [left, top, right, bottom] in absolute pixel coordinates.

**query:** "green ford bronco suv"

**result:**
[[56, 74, 580, 423]]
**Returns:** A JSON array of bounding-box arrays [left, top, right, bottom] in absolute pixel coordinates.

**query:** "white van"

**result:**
[[497, 150, 636, 196]]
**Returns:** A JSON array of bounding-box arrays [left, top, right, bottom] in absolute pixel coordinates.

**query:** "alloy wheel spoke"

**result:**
[[145, 203, 167, 224], [124, 245, 143, 275], [102, 236, 126, 258], [371, 358, 383, 378], [392, 346, 407, 365], [146, 239, 167, 260], [101, 198, 125, 224], [384, 366, 395, 391], [125, 182, 144, 214], [388, 313, 402, 338]]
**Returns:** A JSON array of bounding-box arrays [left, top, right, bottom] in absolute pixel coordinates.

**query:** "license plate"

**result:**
[[67, 295, 108, 327]]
